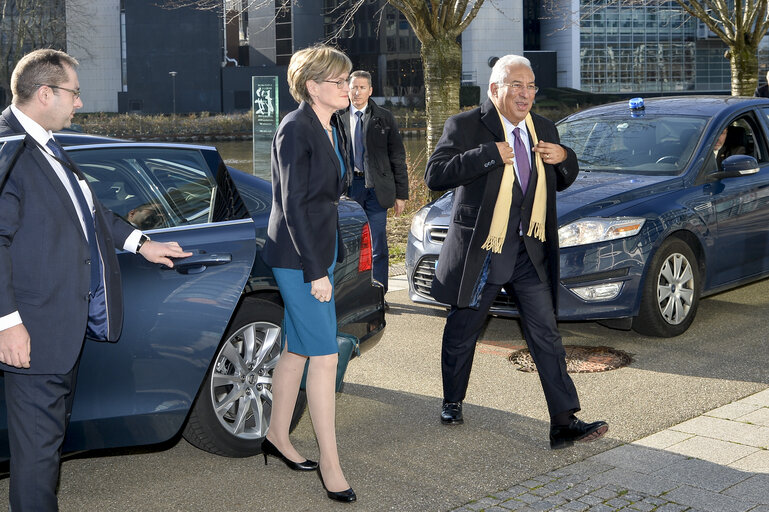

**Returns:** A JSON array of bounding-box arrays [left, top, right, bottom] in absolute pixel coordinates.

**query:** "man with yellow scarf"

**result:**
[[425, 55, 608, 449]]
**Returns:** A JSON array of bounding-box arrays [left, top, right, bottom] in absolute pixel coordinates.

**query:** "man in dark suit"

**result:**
[[755, 71, 769, 97], [341, 71, 408, 297], [0, 49, 190, 511], [425, 55, 608, 449]]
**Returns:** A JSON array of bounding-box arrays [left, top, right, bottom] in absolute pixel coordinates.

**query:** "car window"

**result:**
[[69, 146, 248, 229], [558, 115, 708, 175], [704, 114, 767, 173]]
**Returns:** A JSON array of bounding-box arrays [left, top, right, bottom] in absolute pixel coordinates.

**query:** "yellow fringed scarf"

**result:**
[[481, 111, 547, 253]]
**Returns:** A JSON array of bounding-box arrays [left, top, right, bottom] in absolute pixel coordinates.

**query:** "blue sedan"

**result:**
[[406, 96, 769, 337], [0, 134, 385, 458]]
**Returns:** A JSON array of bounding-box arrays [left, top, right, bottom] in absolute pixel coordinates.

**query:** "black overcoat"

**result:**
[[340, 99, 408, 208], [424, 99, 579, 309]]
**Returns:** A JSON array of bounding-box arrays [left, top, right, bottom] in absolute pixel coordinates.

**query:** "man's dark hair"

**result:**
[[349, 70, 372, 86]]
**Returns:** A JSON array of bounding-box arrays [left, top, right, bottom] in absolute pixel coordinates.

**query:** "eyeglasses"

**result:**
[[499, 82, 539, 94], [321, 78, 350, 89], [35, 84, 81, 98]]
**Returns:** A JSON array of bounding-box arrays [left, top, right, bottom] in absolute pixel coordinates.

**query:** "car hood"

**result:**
[[556, 171, 680, 221], [425, 172, 681, 227]]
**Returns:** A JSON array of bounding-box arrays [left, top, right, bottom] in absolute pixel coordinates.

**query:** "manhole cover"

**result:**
[[509, 345, 632, 373]]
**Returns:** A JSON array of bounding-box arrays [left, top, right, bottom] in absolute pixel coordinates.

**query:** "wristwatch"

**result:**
[[136, 234, 150, 252]]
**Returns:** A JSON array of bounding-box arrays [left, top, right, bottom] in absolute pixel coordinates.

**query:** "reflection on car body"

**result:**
[[0, 135, 385, 459], [406, 96, 769, 337]]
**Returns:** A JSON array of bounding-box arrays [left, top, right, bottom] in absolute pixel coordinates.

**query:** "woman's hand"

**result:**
[[311, 276, 333, 302]]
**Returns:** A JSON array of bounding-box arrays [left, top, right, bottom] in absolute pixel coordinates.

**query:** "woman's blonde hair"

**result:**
[[287, 45, 352, 104]]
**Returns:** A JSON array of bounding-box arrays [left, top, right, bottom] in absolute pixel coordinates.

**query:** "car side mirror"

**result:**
[[711, 154, 760, 180]]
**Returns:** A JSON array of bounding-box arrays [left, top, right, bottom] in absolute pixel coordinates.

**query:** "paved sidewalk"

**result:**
[[450, 388, 769, 512], [386, 271, 768, 511]]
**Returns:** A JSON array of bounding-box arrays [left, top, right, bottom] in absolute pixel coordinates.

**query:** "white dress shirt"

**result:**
[[499, 114, 532, 186]]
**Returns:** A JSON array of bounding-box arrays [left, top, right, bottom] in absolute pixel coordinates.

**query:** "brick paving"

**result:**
[[450, 389, 769, 512]]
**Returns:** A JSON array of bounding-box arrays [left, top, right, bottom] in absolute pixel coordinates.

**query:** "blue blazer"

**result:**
[[0, 107, 135, 374], [261, 101, 351, 282]]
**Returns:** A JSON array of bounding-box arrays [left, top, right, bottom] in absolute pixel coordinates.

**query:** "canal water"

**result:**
[[213, 137, 428, 181]]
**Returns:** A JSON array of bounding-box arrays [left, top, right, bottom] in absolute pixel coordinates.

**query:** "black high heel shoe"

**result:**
[[261, 438, 318, 471], [318, 469, 357, 503]]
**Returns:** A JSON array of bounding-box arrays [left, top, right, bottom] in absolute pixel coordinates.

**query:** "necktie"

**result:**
[[354, 110, 365, 172], [513, 127, 531, 195], [47, 138, 101, 294]]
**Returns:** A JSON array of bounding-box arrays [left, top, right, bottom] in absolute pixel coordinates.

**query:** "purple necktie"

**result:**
[[513, 127, 530, 195]]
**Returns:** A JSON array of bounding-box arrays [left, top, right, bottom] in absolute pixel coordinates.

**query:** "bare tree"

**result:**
[[678, 0, 769, 95], [383, 1, 485, 157], [0, 0, 67, 105], [544, 0, 769, 96]]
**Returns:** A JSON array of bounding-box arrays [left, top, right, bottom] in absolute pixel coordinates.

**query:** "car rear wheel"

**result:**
[[633, 238, 700, 337], [183, 298, 307, 457]]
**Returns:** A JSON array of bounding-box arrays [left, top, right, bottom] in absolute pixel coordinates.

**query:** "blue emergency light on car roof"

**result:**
[[629, 97, 645, 117]]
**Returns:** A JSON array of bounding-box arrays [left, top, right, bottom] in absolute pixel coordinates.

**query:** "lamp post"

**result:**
[[169, 71, 178, 116]]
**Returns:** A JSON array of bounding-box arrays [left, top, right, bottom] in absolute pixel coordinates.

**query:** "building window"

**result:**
[[578, 0, 729, 93], [275, 1, 292, 66]]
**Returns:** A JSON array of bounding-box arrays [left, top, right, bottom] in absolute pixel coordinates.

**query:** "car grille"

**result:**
[[427, 227, 448, 244], [413, 255, 438, 298], [412, 255, 517, 311]]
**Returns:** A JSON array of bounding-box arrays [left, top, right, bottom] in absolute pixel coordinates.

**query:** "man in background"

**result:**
[[342, 71, 408, 303]]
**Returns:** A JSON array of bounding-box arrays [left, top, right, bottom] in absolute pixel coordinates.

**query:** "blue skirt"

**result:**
[[272, 261, 337, 357]]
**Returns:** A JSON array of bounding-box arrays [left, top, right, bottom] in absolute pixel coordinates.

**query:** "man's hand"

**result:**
[[533, 141, 567, 165], [138, 240, 192, 268], [0, 324, 31, 369], [393, 199, 407, 216], [495, 141, 514, 165]]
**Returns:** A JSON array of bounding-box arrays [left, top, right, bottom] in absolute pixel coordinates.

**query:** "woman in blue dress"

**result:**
[[259, 45, 356, 503]]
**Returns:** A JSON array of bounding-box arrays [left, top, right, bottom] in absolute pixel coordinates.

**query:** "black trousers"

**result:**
[[5, 362, 79, 512], [441, 245, 580, 418]]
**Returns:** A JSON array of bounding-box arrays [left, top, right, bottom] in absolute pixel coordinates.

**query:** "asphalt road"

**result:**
[[2, 277, 768, 511]]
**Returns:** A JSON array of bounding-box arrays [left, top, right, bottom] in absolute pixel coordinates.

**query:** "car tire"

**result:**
[[633, 238, 700, 337], [182, 297, 307, 457]]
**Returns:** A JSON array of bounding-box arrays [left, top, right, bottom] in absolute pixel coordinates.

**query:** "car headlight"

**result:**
[[558, 217, 646, 248], [410, 207, 429, 242]]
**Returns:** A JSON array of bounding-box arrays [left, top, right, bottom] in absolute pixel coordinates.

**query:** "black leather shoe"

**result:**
[[441, 401, 463, 424], [549, 417, 609, 449], [318, 470, 357, 503], [384, 300, 390, 311], [261, 438, 318, 471]]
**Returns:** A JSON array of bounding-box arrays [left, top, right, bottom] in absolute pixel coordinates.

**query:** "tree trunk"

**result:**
[[728, 43, 760, 96], [421, 37, 461, 200]]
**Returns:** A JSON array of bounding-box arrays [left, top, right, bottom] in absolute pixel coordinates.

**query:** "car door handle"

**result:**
[[171, 253, 232, 274]]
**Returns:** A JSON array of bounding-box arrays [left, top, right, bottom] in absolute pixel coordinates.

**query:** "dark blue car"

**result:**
[[406, 96, 769, 337], [0, 135, 385, 458]]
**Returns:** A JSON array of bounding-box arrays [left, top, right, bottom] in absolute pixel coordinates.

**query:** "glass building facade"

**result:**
[[324, 0, 423, 101], [578, 1, 731, 93]]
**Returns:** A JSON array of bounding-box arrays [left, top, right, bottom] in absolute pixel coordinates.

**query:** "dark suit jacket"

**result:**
[[755, 84, 769, 98], [0, 107, 135, 374], [340, 99, 408, 208], [261, 101, 350, 282], [425, 99, 579, 308]]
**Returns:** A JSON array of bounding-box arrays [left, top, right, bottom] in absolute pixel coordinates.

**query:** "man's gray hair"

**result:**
[[487, 55, 533, 96]]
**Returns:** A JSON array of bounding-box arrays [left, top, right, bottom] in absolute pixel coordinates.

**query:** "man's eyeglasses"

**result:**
[[35, 84, 81, 99], [499, 82, 539, 94], [321, 78, 350, 89]]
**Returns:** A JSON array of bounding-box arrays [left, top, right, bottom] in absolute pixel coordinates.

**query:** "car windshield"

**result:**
[[557, 115, 708, 175]]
